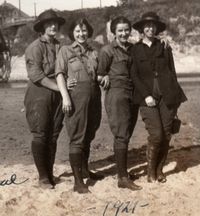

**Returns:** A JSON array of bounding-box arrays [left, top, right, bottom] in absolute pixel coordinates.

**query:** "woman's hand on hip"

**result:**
[[100, 75, 110, 90], [67, 78, 77, 90], [145, 96, 156, 107]]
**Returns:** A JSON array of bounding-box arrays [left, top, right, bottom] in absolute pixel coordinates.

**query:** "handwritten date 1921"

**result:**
[[103, 200, 149, 216]]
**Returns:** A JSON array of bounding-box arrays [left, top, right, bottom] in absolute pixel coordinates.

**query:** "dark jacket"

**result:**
[[130, 39, 187, 107]]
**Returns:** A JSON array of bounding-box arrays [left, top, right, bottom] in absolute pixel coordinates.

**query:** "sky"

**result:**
[[0, 0, 118, 16]]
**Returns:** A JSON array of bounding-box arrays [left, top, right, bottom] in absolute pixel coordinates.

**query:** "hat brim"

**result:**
[[34, 17, 65, 32], [132, 19, 166, 34]]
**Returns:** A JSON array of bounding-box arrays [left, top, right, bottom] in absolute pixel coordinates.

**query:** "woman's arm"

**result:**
[[130, 47, 156, 106], [55, 47, 72, 114], [56, 73, 72, 114], [166, 46, 177, 81], [25, 44, 60, 91], [130, 49, 151, 99], [39, 77, 59, 91], [97, 46, 112, 89]]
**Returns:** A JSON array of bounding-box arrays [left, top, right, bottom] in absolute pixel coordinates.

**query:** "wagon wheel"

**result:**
[[1, 52, 11, 82]]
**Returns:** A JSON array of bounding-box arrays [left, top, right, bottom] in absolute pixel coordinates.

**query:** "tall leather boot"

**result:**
[[156, 140, 169, 183], [115, 149, 142, 191], [31, 141, 52, 186], [82, 149, 104, 180], [46, 142, 58, 186], [69, 153, 90, 194], [147, 143, 160, 183]]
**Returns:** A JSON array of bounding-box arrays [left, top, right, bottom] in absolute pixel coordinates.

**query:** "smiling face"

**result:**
[[43, 20, 59, 37], [143, 21, 157, 39], [115, 23, 131, 45], [73, 24, 89, 44]]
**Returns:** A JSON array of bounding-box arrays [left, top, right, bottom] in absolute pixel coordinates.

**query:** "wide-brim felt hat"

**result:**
[[132, 12, 166, 34], [33, 9, 65, 32]]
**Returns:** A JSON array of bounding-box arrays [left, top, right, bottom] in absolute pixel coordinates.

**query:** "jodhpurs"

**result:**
[[105, 87, 139, 150], [65, 81, 101, 154]]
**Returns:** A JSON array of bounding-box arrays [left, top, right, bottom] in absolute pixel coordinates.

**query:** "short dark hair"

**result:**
[[110, 16, 131, 35], [68, 18, 93, 41]]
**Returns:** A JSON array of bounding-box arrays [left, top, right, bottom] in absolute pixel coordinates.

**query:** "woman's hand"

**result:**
[[159, 36, 170, 49], [62, 96, 72, 114], [145, 96, 156, 107], [56, 74, 73, 114], [100, 75, 110, 90], [67, 78, 77, 90]]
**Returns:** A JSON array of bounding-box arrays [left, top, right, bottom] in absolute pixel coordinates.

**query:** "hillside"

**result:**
[[2, 0, 200, 56]]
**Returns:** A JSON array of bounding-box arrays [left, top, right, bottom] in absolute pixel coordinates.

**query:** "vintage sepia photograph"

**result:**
[[0, 0, 200, 215]]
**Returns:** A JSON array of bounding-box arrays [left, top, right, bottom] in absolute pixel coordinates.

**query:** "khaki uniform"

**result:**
[[24, 36, 64, 181], [56, 41, 101, 155], [98, 40, 138, 150]]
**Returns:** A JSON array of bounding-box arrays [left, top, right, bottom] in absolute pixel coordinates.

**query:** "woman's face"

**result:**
[[73, 24, 88, 44], [115, 23, 130, 44], [44, 20, 59, 37], [143, 21, 157, 38]]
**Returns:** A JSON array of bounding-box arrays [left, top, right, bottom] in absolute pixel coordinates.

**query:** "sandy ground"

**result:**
[[0, 81, 200, 216]]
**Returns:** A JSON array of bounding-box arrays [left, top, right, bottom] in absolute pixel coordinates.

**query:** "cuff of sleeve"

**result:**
[[97, 70, 107, 76], [55, 71, 65, 77], [139, 89, 150, 99], [29, 73, 46, 83]]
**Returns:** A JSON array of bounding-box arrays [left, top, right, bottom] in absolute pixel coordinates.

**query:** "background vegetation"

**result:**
[[2, 0, 200, 56]]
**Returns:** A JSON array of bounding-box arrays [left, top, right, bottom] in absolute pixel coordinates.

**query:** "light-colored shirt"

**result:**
[[55, 41, 98, 82], [25, 36, 60, 83]]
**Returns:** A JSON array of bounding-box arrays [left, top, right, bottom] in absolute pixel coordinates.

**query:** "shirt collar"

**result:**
[[71, 41, 92, 53], [111, 39, 132, 50], [72, 41, 80, 48], [139, 38, 159, 47], [39, 35, 59, 44], [136, 38, 163, 59]]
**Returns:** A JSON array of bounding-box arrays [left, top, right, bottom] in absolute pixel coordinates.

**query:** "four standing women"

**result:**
[[56, 18, 102, 193], [131, 12, 187, 183], [25, 9, 186, 191]]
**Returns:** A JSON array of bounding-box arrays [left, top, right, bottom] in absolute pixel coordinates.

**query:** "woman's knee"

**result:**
[[148, 130, 163, 144], [32, 132, 48, 144]]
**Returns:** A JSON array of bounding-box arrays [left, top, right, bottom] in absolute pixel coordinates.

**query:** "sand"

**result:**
[[0, 80, 200, 215], [1, 37, 200, 215]]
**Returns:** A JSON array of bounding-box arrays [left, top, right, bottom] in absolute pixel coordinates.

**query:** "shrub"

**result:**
[[3, 0, 200, 56]]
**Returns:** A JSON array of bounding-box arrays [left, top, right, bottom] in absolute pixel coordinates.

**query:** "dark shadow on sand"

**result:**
[[57, 144, 200, 187]]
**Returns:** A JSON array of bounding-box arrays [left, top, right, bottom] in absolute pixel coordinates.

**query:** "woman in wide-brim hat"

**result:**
[[24, 9, 73, 189], [131, 11, 187, 183], [132, 11, 166, 35], [33, 9, 65, 33]]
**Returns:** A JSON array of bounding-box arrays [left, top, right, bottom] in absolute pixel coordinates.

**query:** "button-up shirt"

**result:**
[[97, 40, 133, 90], [25, 36, 60, 83], [55, 41, 98, 82]]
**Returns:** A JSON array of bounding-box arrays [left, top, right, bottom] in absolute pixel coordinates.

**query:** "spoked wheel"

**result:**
[[0, 54, 11, 83]]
